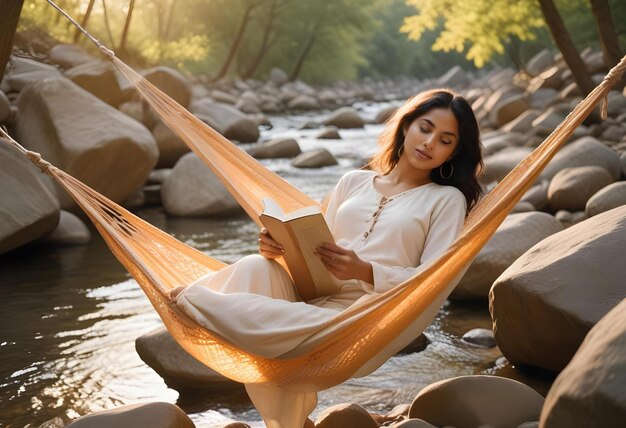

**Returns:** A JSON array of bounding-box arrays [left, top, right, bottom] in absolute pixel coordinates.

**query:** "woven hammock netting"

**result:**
[[4, 11, 625, 400]]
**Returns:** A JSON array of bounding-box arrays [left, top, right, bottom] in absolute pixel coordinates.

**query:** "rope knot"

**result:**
[[26, 151, 53, 173], [98, 45, 115, 59]]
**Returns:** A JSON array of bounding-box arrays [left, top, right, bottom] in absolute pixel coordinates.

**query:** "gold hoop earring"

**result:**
[[440, 162, 453, 179], [397, 145, 404, 158]]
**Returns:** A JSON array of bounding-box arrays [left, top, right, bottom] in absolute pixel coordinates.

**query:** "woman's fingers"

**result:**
[[259, 230, 284, 251]]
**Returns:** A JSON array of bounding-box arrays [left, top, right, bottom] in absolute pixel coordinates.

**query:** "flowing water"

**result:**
[[0, 103, 552, 427]]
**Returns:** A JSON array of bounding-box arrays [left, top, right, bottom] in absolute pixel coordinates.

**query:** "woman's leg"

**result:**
[[171, 254, 298, 302]]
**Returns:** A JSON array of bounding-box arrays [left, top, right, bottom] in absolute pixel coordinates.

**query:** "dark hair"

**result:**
[[367, 88, 483, 212]]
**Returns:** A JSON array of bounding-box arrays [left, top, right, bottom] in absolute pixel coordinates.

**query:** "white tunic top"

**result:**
[[322, 169, 467, 295]]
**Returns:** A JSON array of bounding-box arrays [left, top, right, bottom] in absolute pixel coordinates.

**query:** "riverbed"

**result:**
[[0, 103, 552, 427]]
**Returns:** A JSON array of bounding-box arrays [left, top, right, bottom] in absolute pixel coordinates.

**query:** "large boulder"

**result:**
[[521, 180, 550, 211], [452, 212, 562, 300], [15, 78, 158, 209], [191, 99, 259, 143], [540, 299, 626, 428], [65, 402, 195, 428], [543, 136, 622, 180], [47, 44, 97, 69], [585, 181, 626, 217], [65, 60, 122, 107], [162, 152, 243, 217], [490, 206, 626, 372], [408, 375, 544, 428], [152, 120, 190, 168], [0, 140, 60, 254], [547, 166, 614, 211], [142, 66, 192, 108], [135, 327, 241, 390], [324, 107, 365, 129]]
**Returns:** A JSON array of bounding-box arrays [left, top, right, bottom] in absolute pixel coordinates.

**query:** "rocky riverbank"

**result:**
[[2, 44, 625, 427]]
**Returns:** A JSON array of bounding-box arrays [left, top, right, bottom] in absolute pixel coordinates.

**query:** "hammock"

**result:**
[[4, 2, 625, 425]]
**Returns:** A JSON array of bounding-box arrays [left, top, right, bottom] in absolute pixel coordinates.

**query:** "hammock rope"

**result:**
[[4, 0, 624, 395]]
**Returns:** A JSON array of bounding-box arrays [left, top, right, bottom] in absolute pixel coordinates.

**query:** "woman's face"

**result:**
[[401, 108, 459, 172]]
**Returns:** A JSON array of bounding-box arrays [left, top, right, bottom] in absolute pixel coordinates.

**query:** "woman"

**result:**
[[171, 88, 482, 427]]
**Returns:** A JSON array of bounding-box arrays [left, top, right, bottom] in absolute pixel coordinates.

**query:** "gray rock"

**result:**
[[15, 78, 158, 209], [268, 67, 288, 86], [555, 210, 589, 228], [409, 375, 543, 428], [601, 124, 626, 142], [315, 403, 378, 428], [543, 136, 622, 180], [162, 152, 242, 217], [47, 44, 97, 68], [461, 328, 496, 348], [316, 126, 341, 140], [40, 210, 91, 246], [452, 212, 562, 300], [501, 110, 540, 134], [152, 120, 190, 168], [0, 140, 59, 254], [492, 94, 529, 127], [521, 181, 549, 211], [0, 90, 10, 124], [620, 152, 626, 177], [118, 101, 144, 124], [65, 60, 122, 107], [147, 168, 172, 185], [548, 166, 614, 211], [236, 91, 262, 114], [436, 65, 469, 88], [211, 89, 238, 105], [287, 94, 320, 110], [481, 147, 534, 184], [142, 66, 192, 108], [291, 149, 338, 168], [528, 88, 558, 110], [191, 99, 259, 143], [246, 138, 301, 159], [540, 299, 626, 428], [375, 105, 398, 124], [606, 90, 626, 117], [516, 423, 539, 428], [135, 327, 242, 391], [65, 402, 195, 428], [531, 107, 567, 135], [481, 132, 526, 157], [585, 181, 626, 217], [389, 419, 437, 428], [490, 206, 626, 372], [324, 107, 365, 129], [527, 49, 554, 77]]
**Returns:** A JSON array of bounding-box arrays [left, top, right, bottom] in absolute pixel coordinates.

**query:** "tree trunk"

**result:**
[[73, 0, 96, 43], [163, 0, 178, 42], [242, 0, 279, 79], [538, 0, 595, 96], [588, 0, 624, 89], [214, 3, 258, 81], [0, 0, 24, 82], [289, 16, 324, 81], [101, 0, 117, 49], [119, 0, 136, 55]]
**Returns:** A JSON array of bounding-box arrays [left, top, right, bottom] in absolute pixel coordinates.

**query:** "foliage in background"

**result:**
[[15, 0, 626, 83]]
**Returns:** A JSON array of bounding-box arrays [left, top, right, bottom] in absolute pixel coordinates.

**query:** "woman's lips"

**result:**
[[415, 148, 432, 160]]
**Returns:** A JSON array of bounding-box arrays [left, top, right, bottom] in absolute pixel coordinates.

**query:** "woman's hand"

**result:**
[[258, 228, 284, 260], [314, 242, 374, 284]]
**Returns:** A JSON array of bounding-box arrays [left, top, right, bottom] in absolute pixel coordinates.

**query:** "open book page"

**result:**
[[259, 198, 338, 301]]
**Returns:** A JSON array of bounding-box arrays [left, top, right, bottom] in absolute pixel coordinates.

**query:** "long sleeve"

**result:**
[[370, 189, 466, 293]]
